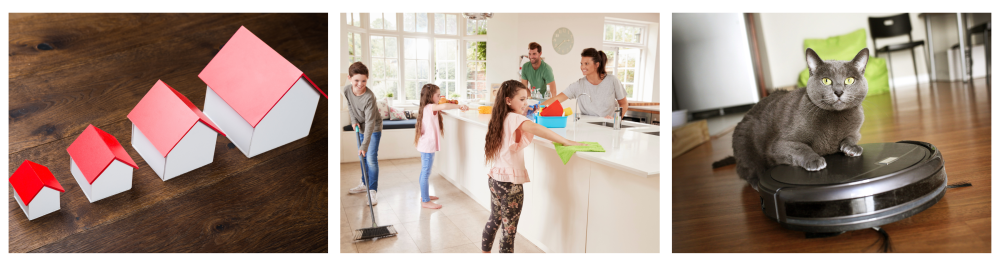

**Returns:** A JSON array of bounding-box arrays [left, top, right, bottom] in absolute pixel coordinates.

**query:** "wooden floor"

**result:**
[[8, 13, 329, 252], [672, 80, 991, 252]]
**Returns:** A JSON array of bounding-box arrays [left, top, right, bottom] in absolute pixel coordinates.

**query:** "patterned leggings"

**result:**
[[481, 177, 524, 253]]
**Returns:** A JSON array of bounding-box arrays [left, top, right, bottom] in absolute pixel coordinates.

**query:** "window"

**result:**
[[347, 32, 363, 64], [467, 18, 487, 35], [434, 14, 458, 35], [369, 35, 399, 99], [435, 39, 458, 98], [404, 38, 431, 100], [466, 40, 487, 100], [603, 20, 647, 100], [369, 13, 396, 31], [403, 13, 428, 33], [604, 23, 643, 44], [345, 13, 487, 103], [346, 13, 362, 28], [604, 47, 640, 98]]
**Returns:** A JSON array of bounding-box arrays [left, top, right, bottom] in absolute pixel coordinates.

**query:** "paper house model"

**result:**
[[67, 124, 139, 203], [198, 26, 327, 158], [10, 160, 65, 220], [128, 80, 226, 181]]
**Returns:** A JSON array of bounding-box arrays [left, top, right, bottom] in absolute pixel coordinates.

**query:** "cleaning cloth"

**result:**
[[553, 141, 605, 164]]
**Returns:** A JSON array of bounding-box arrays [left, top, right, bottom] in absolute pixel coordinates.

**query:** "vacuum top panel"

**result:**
[[768, 142, 929, 185]]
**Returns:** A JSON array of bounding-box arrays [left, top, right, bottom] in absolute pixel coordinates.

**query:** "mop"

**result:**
[[353, 126, 397, 241]]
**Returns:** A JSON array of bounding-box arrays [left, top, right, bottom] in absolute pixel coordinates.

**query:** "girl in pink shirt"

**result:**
[[414, 84, 468, 209], [480, 80, 585, 253]]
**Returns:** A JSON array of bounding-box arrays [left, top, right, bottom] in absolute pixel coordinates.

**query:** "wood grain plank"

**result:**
[[8, 99, 326, 252], [8, 13, 328, 154], [28, 137, 328, 253], [8, 13, 329, 253]]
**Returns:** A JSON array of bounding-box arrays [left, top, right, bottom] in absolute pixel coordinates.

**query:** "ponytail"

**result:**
[[581, 48, 608, 79]]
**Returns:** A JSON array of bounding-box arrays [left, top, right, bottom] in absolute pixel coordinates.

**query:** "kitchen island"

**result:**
[[435, 109, 659, 253]]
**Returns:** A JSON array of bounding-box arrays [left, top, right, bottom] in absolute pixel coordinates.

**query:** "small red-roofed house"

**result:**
[[199, 26, 327, 158], [128, 80, 226, 181], [9, 160, 65, 220], [66, 124, 139, 203]]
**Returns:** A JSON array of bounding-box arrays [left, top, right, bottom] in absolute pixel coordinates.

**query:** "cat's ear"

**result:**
[[805, 48, 823, 75], [851, 48, 870, 75]]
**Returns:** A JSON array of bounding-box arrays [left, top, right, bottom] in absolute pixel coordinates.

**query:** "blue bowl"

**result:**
[[536, 116, 567, 128]]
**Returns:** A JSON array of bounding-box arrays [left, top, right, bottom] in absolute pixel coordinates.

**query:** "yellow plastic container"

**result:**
[[478, 106, 492, 114]]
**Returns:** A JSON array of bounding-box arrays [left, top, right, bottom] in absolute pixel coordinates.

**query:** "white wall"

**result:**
[[339, 13, 351, 128], [487, 13, 660, 103], [339, 13, 660, 130], [759, 13, 933, 88]]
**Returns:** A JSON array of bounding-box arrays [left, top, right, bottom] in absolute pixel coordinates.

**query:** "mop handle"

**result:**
[[355, 126, 378, 227]]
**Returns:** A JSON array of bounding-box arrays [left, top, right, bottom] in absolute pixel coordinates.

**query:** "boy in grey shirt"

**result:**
[[344, 62, 383, 205]]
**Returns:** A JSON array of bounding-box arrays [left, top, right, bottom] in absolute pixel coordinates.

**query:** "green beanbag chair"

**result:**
[[796, 28, 890, 96]]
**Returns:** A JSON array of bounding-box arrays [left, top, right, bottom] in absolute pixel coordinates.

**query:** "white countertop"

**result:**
[[629, 105, 660, 112], [442, 109, 660, 176]]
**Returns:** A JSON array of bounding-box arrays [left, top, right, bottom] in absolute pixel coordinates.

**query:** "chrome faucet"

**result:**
[[575, 93, 591, 122], [613, 106, 623, 130]]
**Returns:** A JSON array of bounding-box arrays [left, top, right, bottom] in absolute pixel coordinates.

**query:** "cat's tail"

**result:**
[[712, 156, 736, 169]]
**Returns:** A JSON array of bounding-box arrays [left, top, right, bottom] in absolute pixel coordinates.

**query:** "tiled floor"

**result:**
[[340, 157, 545, 253]]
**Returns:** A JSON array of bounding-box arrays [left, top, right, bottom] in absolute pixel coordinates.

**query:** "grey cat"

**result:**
[[729, 48, 869, 191]]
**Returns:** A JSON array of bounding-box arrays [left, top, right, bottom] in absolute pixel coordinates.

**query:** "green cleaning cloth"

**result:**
[[553, 142, 605, 165], [795, 28, 890, 97]]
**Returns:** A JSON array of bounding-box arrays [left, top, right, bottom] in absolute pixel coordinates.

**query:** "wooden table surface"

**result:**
[[673, 80, 991, 252], [8, 13, 329, 253]]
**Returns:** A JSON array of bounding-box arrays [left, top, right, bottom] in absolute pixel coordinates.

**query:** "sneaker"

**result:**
[[367, 190, 378, 205], [348, 182, 367, 194]]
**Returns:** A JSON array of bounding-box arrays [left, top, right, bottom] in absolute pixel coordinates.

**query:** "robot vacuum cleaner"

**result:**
[[758, 141, 947, 234]]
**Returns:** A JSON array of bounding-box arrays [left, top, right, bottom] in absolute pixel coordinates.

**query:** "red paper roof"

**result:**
[[128, 80, 226, 157], [66, 125, 139, 184], [197, 26, 328, 128], [9, 160, 64, 206]]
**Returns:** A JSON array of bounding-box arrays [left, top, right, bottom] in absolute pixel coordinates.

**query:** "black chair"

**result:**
[[966, 21, 991, 88], [868, 13, 927, 89]]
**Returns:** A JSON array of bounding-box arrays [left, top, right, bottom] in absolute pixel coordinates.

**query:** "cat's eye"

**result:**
[[821, 78, 832, 85], [845, 77, 855, 85]]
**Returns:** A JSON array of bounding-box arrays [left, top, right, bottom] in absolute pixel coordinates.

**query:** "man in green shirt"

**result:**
[[521, 42, 556, 98]]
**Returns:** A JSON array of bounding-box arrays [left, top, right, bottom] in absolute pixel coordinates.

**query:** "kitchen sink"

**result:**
[[642, 132, 659, 136], [587, 122, 634, 129]]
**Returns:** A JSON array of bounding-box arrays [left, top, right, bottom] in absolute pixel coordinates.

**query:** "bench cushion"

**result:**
[[343, 119, 417, 131]]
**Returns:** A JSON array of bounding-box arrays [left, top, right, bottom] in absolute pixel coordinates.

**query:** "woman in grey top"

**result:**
[[541, 48, 628, 118], [343, 62, 384, 205]]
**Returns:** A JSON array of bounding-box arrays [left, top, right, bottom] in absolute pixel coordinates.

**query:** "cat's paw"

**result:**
[[841, 144, 863, 157], [803, 157, 827, 171]]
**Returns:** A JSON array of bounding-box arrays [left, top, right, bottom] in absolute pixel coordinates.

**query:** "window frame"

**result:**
[[464, 40, 488, 101], [403, 37, 433, 101], [434, 38, 460, 100], [346, 13, 487, 105], [368, 34, 400, 100], [603, 20, 647, 46], [603, 18, 649, 101], [603, 46, 643, 101]]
